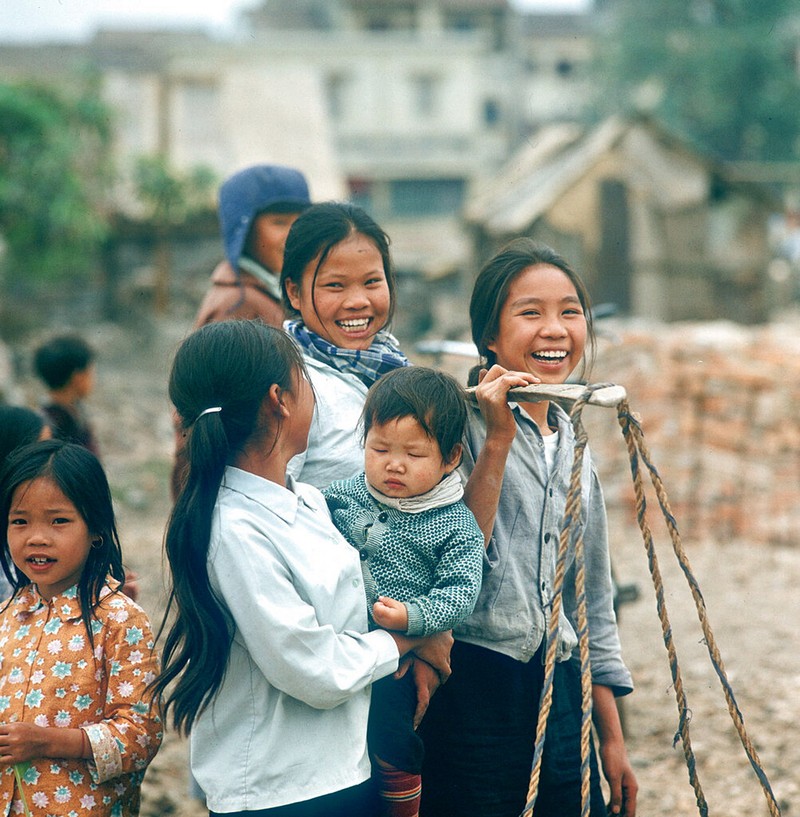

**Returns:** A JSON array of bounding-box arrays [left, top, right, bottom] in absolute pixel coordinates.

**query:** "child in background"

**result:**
[[33, 335, 100, 457], [194, 163, 311, 328], [0, 440, 162, 816], [324, 366, 485, 817]]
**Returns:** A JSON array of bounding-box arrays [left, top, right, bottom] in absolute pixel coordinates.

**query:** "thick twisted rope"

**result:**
[[522, 385, 604, 817], [521, 386, 780, 817], [616, 401, 708, 815], [617, 400, 781, 817]]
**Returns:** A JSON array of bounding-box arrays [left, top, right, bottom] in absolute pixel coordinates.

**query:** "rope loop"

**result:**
[[521, 387, 781, 817]]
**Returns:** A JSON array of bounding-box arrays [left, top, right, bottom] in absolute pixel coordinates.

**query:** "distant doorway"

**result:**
[[597, 179, 632, 313]]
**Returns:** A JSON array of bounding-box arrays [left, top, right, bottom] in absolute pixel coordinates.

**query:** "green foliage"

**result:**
[[595, 0, 800, 162], [132, 155, 217, 225], [0, 81, 114, 286]]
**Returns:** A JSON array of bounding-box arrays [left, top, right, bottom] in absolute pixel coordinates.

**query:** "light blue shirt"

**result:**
[[191, 467, 399, 812], [287, 356, 369, 489], [456, 403, 633, 695]]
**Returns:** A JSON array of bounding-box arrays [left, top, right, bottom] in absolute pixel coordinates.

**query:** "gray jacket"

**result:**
[[455, 402, 633, 695]]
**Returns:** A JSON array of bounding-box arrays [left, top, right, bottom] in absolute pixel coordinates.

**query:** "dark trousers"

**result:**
[[209, 779, 378, 817], [368, 670, 425, 773], [419, 641, 606, 817]]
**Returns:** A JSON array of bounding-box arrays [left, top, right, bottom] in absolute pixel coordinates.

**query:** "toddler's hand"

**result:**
[[0, 722, 49, 765], [372, 596, 409, 632]]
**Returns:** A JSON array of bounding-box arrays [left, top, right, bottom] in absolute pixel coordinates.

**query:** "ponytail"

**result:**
[[152, 320, 305, 733]]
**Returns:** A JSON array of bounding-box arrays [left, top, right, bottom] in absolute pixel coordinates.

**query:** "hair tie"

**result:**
[[194, 406, 222, 424]]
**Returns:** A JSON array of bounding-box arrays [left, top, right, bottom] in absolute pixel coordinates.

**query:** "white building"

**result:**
[[0, 0, 596, 332]]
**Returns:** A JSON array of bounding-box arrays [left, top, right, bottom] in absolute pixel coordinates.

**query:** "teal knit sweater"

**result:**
[[324, 473, 485, 637]]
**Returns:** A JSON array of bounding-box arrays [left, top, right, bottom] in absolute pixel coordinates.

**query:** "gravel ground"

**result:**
[[27, 320, 795, 817]]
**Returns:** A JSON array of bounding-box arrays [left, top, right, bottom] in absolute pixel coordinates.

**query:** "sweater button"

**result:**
[[360, 549, 369, 561], [378, 512, 388, 523]]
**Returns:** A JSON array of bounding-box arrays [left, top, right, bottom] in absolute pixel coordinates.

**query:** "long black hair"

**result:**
[[152, 320, 306, 734], [468, 239, 596, 385], [280, 201, 397, 326], [0, 440, 125, 645]]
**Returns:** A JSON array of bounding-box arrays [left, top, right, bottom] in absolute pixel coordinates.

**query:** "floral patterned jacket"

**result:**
[[0, 583, 162, 816]]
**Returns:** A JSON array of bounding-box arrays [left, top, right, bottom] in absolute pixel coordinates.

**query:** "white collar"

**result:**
[[238, 256, 282, 301], [365, 470, 464, 514]]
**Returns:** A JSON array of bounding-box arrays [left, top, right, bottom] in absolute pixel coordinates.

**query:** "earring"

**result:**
[[91, 536, 103, 549]]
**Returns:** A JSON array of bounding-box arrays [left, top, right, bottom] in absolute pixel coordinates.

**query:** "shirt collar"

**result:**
[[13, 583, 83, 620], [222, 466, 305, 524], [509, 401, 571, 433]]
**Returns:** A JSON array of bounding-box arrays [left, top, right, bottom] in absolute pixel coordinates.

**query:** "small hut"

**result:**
[[466, 114, 778, 323]]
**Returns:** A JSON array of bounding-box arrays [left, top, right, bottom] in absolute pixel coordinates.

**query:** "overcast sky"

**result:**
[[2, 0, 591, 43]]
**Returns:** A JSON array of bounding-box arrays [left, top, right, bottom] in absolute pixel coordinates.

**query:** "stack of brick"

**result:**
[[585, 321, 800, 548]]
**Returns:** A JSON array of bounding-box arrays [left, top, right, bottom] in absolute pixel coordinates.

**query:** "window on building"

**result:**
[[484, 98, 501, 126], [363, 5, 415, 31], [175, 79, 223, 165], [412, 74, 439, 119], [389, 178, 466, 217], [326, 73, 349, 120], [556, 59, 574, 78], [178, 80, 221, 142], [348, 177, 373, 212], [366, 16, 391, 31], [446, 13, 476, 31]]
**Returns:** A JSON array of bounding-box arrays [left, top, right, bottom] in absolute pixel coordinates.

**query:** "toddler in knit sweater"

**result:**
[[324, 366, 484, 817]]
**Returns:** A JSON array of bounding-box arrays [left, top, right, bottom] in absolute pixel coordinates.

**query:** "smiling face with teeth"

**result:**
[[487, 264, 587, 383], [285, 231, 391, 350], [7, 477, 93, 600]]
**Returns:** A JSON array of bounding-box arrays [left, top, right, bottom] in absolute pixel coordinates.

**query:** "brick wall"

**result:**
[[585, 321, 800, 548]]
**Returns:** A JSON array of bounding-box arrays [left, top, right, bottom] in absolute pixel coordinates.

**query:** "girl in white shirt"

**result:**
[[152, 320, 451, 817]]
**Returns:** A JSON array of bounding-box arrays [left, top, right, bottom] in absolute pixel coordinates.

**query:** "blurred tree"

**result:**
[[132, 156, 216, 313], [0, 80, 113, 293], [595, 0, 800, 162]]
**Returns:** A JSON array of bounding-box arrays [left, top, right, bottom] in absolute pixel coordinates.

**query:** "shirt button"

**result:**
[[360, 549, 369, 561], [352, 578, 360, 588], [378, 512, 388, 523], [541, 581, 547, 592], [544, 533, 551, 543]]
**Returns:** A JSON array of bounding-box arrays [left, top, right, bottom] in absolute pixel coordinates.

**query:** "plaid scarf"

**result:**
[[285, 320, 409, 386]]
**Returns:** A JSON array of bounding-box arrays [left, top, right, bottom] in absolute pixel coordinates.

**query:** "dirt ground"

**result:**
[[38, 320, 797, 817]]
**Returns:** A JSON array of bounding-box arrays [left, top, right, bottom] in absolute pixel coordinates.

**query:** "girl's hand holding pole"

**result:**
[[473, 365, 540, 447]]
